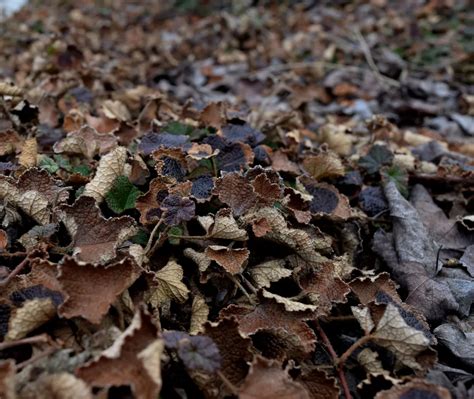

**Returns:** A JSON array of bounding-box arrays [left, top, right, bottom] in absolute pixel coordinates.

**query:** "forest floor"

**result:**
[[0, 1, 473, 398]]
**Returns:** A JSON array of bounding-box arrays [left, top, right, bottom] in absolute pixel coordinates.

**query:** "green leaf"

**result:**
[[168, 226, 183, 245], [163, 121, 194, 136], [105, 176, 142, 214], [382, 165, 408, 197], [53, 154, 73, 172], [130, 229, 149, 245], [72, 165, 91, 176], [359, 145, 394, 174], [39, 156, 59, 174]]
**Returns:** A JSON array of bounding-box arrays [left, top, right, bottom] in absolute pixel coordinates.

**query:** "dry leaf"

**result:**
[[146, 259, 189, 308], [76, 308, 161, 399], [189, 295, 209, 335], [6, 298, 56, 340], [199, 208, 248, 241], [205, 246, 249, 275], [213, 172, 257, 216], [18, 137, 37, 168], [53, 125, 118, 159], [102, 100, 131, 122], [58, 257, 140, 324], [184, 248, 212, 273], [302, 151, 345, 180], [82, 146, 128, 202], [374, 379, 451, 399], [261, 290, 317, 312], [0, 360, 16, 399], [238, 356, 310, 399], [249, 259, 292, 289], [19, 372, 92, 399], [58, 196, 136, 264]]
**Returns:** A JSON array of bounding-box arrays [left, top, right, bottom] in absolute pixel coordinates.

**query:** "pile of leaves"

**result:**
[[0, 0, 473, 398]]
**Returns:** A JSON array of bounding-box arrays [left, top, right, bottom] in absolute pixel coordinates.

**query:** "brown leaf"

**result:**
[[301, 151, 345, 180], [350, 273, 400, 306], [238, 356, 310, 399], [251, 173, 283, 206], [199, 208, 248, 241], [221, 295, 317, 355], [53, 125, 118, 159], [76, 308, 162, 399], [297, 368, 339, 399], [248, 259, 292, 289], [205, 246, 249, 275], [297, 262, 350, 316], [58, 257, 140, 324], [199, 102, 226, 128], [189, 295, 209, 335], [58, 196, 136, 264], [213, 172, 257, 216], [102, 100, 131, 122], [0, 360, 15, 399], [204, 318, 252, 395], [0, 229, 8, 252], [0, 168, 69, 225], [374, 379, 451, 399], [136, 177, 169, 225]]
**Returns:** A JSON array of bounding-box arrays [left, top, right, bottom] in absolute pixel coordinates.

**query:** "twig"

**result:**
[[167, 234, 209, 240], [16, 347, 56, 370], [0, 334, 50, 351], [229, 275, 255, 305], [0, 257, 29, 287], [312, 320, 353, 399], [338, 334, 374, 366], [144, 218, 163, 255], [217, 370, 239, 396], [148, 226, 171, 256], [353, 28, 400, 88]]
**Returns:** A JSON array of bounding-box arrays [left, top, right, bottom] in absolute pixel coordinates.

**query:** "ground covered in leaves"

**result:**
[[0, 0, 473, 398]]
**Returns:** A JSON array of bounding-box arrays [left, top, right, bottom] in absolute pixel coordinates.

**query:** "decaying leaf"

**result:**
[[146, 259, 189, 308], [76, 308, 161, 399], [238, 356, 310, 399], [18, 137, 37, 168], [0, 360, 16, 399], [205, 246, 249, 275], [374, 379, 451, 399], [53, 125, 118, 159], [198, 208, 248, 240], [58, 196, 136, 264], [82, 146, 129, 202], [189, 295, 209, 335], [6, 297, 57, 340], [249, 259, 292, 289], [302, 151, 345, 180], [261, 290, 317, 312], [213, 172, 257, 216], [19, 372, 93, 399], [58, 257, 140, 324], [356, 303, 432, 370]]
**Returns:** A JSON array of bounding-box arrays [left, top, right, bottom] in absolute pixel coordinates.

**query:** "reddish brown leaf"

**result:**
[[205, 246, 249, 275], [213, 172, 256, 216], [58, 257, 140, 324], [58, 196, 136, 264], [76, 308, 161, 399]]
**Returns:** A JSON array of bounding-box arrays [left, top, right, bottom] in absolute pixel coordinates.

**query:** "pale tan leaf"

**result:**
[[83, 146, 128, 202], [351, 306, 375, 335], [207, 208, 248, 241], [261, 290, 317, 312], [102, 100, 131, 122], [189, 295, 209, 335], [357, 348, 385, 375], [0, 82, 23, 97], [6, 298, 56, 341], [184, 248, 211, 273], [147, 260, 189, 308], [18, 137, 37, 168], [373, 303, 430, 370], [137, 339, 164, 391], [249, 259, 292, 289], [19, 372, 92, 399], [302, 151, 344, 180]]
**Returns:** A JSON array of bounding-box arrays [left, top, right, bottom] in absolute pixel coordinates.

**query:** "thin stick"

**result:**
[[338, 334, 374, 366], [16, 347, 56, 370], [0, 257, 29, 287], [148, 226, 170, 256], [217, 370, 239, 396], [229, 275, 255, 305], [0, 334, 49, 351], [353, 28, 400, 88], [167, 234, 209, 240], [144, 218, 163, 255], [313, 320, 353, 399]]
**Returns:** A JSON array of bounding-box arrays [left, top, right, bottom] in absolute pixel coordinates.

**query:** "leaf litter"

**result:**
[[0, 1, 473, 398]]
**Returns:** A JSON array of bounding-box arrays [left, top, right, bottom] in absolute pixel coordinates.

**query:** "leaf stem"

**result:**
[[312, 320, 353, 399], [144, 218, 163, 255], [337, 334, 374, 366], [0, 257, 29, 287], [0, 334, 50, 351], [167, 234, 209, 240]]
